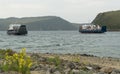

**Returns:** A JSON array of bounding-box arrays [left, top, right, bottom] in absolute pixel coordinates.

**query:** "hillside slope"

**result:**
[[92, 10, 120, 31], [0, 16, 77, 31]]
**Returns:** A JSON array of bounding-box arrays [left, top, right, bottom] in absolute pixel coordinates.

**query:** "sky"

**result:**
[[0, 0, 120, 23]]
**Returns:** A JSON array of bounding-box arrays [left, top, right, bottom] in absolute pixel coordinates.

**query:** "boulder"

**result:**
[[100, 67, 114, 73], [54, 71, 61, 74], [111, 69, 120, 74], [71, 69, 80, 74], [67, 62, 76, 69], [64, 68, 71, 74]]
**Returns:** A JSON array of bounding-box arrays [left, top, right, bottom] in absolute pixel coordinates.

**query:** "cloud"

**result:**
[[0, 0, 120, 23]]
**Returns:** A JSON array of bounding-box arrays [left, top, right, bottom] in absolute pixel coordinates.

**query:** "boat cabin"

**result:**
[[7, 24, 28, 35]]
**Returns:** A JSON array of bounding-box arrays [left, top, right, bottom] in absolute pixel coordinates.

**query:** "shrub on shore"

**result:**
[[0, 48, 32, 74], [0, 49, 15, 59], [47, 56, 61, 67]]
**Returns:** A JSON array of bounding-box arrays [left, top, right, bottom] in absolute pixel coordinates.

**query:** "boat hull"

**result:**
[[7, 30, 27, 35], [79, 30, 104, 33]]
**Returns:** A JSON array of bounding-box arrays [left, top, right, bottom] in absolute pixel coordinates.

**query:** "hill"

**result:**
[[0, 16, 77, 31], [92, 10, 120, 31]]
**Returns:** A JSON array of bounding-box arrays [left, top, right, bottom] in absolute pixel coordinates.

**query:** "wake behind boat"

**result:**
[[7, 24, 28, 35], [79, 24, 107, 33]]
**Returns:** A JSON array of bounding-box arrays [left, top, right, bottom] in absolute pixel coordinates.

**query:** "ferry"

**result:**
[[79, 24, 107, 33], [7, 24, 28, 35]]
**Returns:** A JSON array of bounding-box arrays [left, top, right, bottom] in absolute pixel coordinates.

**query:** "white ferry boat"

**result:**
[[7, 24, 28, 35], [79, 25, 107, 33]]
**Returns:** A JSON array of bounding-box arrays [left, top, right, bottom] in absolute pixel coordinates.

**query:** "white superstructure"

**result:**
[[81, 25, 101, 30], [8, 24, 21, 30]]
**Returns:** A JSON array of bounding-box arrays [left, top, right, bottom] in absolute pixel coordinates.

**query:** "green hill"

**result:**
[[0, 16, 77, 31], [92, 10, 120, 31]]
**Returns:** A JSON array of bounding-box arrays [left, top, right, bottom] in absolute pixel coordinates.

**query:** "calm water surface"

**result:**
[[0, 31, 120, 58]]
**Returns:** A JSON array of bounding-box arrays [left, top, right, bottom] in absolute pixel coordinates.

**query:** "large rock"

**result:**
[[54, 71, 61, 74], [111, 69, 120, 74], [31, 71, 46, 74], [100, 67, 114, 73], [71, 69, 80, 74], [67, 62, 76, 69], [64, 68, 71, 74]]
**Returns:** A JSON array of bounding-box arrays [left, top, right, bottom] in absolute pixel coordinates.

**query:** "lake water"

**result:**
[[0, 31, 120, 58]]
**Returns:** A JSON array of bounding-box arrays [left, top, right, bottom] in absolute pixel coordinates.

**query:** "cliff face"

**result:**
[[0, 16, 77, 31], [92, 10, 120, 31]]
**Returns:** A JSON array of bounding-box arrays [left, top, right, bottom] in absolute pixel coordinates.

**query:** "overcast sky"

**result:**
[[0, 0, 120, 23]]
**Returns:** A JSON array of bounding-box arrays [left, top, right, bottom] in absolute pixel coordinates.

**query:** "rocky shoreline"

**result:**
[[30, 53, 120, 74], [1, 53, 120, 74]]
